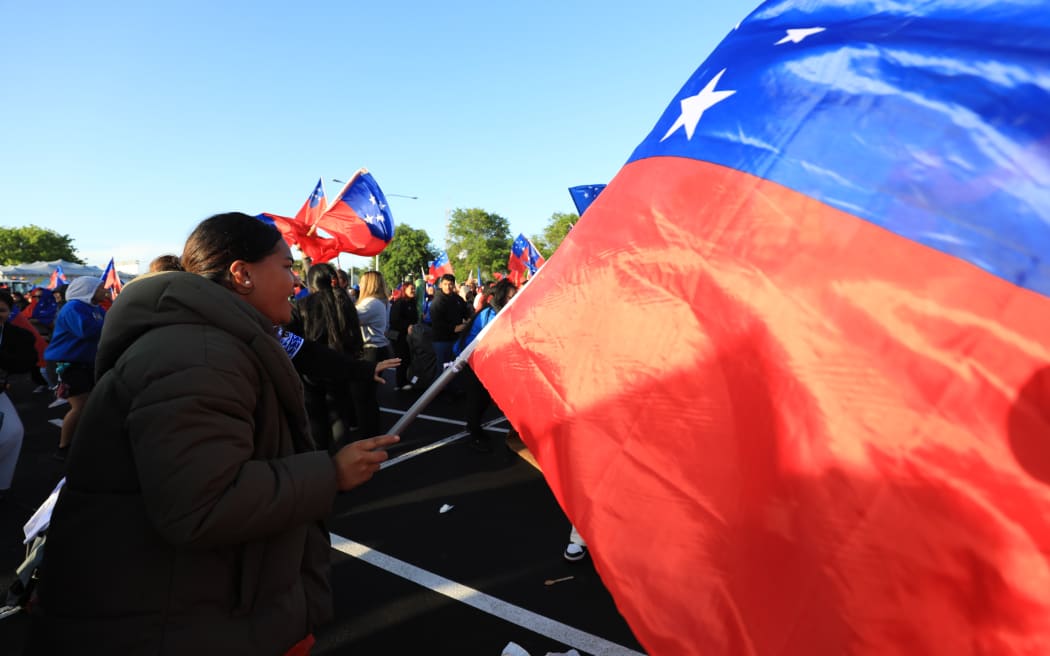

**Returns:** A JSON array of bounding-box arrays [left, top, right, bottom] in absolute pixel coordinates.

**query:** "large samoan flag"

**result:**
[[567, 184, 607, 217], [469, 2, 1050, 655], [316, 170, 395, 257]]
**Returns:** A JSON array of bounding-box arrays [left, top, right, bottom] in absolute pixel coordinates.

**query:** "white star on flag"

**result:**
[[775, 27, 825, 45], [369, 194, 377, 205], [661, 68, 736, 142]]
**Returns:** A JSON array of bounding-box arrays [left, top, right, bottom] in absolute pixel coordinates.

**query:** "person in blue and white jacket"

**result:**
[[43, 276, 107, 459]]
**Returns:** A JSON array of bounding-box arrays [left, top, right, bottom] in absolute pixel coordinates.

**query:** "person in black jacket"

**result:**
[[0, 290, 39, 497], [287, 263, 366, 452], [429, 273, 470, 368], [388, 279, 419, 389]]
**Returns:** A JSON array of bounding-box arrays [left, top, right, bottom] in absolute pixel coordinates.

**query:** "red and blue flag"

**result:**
[[294, 177, 327, 227], [316, 170, 395, 257], [99, 258, 122, 298], [428, 251, 453, 280], [469, 2, 1050, 654], [507, 234, 544, 286], [257, 213, 343, 263], [567, 184, 606, 217], [46, 265, 67, 290]]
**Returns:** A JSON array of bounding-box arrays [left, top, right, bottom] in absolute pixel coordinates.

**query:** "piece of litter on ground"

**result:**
[[543, 575, 574, 586], [439, 503, 454, 513], [47, 419, 63, 427], [501, 642, 530, 656]]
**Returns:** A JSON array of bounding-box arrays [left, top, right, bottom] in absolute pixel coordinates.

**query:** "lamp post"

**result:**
[[330, 178, 418, 271]]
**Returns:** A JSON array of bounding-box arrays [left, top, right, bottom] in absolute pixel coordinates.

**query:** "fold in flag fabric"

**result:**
[[567, 184, 606, 217], [507, 234, 545, 287], [47, 265, 67, 290], [469, 2, 1050, 654], [315, 171, 395, 257], [99, 258, 122, 298], [294, 177, 327, 226], [256, 213, 342, 264], [428, 251, 453, 279]]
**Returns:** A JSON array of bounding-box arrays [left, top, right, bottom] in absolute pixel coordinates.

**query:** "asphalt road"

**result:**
[[0, 373, 645, 655]]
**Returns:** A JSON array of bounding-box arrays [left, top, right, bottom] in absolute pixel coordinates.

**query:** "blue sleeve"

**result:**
[[453, 308, 494, 357]]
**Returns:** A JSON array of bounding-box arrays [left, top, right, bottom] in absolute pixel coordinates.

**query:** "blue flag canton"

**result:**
[[627, 0, 1050, 296], [433, 251, 450, 268], [340, 172, 394, 241], [568, 184, 606, 216]]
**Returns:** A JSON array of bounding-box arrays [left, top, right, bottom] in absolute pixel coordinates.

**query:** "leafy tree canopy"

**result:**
[[531, 211, 578, 258], [0, 225, 83, 265], [446, 208, 512, 280], [379, 223, 437, 286]]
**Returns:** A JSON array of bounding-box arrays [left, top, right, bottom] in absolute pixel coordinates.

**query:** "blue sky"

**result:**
[[0, 1, 753, 272]]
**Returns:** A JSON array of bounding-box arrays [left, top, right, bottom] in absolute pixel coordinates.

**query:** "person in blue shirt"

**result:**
[[43, 276, 108, 460], [453, 278, 517, 453]]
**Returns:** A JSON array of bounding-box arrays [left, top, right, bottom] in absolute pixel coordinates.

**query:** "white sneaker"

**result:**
[[563, 543, 587, 562]]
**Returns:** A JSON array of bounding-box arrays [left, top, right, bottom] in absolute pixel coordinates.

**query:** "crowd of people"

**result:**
[[0, 212, 589, 654]]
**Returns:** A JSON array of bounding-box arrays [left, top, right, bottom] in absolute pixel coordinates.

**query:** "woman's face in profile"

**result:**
[[244, 240, 297, 325]]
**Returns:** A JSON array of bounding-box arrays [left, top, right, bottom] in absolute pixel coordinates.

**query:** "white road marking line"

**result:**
[[330, 535, 646, 656], [381, 418, 506, 469], [380, 407, 467, 426]]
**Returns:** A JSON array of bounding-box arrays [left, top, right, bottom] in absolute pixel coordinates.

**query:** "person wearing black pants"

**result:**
[[454, 279, 517, 452], [388, 280, 418, 389]]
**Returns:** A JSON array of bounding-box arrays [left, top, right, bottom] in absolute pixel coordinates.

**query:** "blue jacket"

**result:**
[[453, 306, 497, 357], [43, 300, 106, 363]]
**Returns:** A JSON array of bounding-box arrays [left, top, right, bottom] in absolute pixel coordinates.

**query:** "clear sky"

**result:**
[[0, 1, 753, 273]]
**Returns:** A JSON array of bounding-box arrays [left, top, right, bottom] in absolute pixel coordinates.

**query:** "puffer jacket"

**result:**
[[29, 271, 339, 656]]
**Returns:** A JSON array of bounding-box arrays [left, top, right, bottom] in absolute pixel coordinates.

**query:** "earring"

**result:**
[[245, 280, 252, 287]]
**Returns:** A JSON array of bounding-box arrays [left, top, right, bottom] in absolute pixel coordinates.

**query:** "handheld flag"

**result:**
[[47, 265, 67, 290], [294, 177, 327, 226], [99, 258, 123, 298], [257, 213, 342, 263], [315, 169, 395, 256], [567, 184, 606, 216], [468, 2, 1050, 654], [428, 251, 454, 280], [507, 234, 545, 286]]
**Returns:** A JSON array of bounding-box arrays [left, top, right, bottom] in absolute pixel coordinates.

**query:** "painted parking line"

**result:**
[[380, 406, 467, 427], [330, 535, 646, 656], [381, 418, 508, 469]]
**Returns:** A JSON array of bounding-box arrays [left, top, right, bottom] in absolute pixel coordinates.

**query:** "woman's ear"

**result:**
[[229, 260, 253, 290]]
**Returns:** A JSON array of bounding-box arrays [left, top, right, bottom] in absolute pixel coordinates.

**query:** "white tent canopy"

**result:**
[[0, 259, 106, 279]]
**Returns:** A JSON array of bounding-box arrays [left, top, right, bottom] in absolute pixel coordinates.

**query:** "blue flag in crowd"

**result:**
[[568, 184, 607, 216]]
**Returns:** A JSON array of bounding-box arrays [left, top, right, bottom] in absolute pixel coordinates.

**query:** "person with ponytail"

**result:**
[[30, 212, 399, 655]]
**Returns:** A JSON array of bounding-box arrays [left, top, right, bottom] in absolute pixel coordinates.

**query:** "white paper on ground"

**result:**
[[23, 477, 66, 543]]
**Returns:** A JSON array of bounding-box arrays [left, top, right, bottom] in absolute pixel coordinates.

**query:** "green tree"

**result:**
[[378, 223, 437, 286], [0, 225, 83, 264], [446, 208, 512, 280], [531, 211, 578, 258]]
